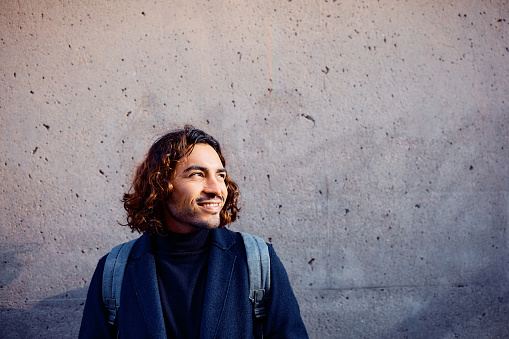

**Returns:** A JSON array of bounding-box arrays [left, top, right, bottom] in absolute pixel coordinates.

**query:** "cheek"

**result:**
[[167, 194, 193, 212], [171, 181, 191, 196], [168, 186, 189, 206]]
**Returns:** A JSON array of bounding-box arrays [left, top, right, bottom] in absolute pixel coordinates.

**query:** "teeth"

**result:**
[[202, 203, 219, 207]]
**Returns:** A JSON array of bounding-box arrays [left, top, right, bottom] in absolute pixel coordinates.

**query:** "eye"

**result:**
[[217, 172, 226, 180], [189, 172, 204, 178]]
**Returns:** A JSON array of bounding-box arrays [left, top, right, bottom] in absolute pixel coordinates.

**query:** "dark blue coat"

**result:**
[[79, 228, 308, 338]]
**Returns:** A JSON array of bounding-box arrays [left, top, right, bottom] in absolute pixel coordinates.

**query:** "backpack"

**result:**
[[102, 232, 270, 338]]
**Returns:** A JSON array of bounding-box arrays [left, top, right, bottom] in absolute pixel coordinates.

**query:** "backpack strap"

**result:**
[[102, 238, 138, 326], [101, 233, 271, 337], [240, 232, 271, 339]]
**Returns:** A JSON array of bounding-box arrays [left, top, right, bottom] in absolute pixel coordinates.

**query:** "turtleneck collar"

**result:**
[[155, 228, 211, 254]]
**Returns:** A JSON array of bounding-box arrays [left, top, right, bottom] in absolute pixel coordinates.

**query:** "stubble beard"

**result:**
[[166, 203, 221, 231]]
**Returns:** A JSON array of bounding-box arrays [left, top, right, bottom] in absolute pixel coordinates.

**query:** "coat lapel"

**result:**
[[128, 234, 167, 339], [199, 229, 237, 339]]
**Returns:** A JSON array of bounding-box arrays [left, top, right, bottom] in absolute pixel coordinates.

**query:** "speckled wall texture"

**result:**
[[1, 0, 508, 338]]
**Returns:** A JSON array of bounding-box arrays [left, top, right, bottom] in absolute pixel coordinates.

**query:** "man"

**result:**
[[79, 125, 308, 338]]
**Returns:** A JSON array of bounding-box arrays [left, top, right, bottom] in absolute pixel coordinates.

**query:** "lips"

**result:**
[[197, 198, 223, 212], [200, 203, 221, 207], [197, 196, 223, 205]]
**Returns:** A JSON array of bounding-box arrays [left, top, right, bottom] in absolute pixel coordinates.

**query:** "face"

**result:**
[[163, 144, 228, 234]]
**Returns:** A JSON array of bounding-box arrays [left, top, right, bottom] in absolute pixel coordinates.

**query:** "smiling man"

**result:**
[[163, 143, 228, 234], [79, 126, 308, 338]]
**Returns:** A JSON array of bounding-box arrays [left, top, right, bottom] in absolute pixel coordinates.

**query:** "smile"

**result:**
[[198, 202, 222, 214], [201, 203, 220, 207]]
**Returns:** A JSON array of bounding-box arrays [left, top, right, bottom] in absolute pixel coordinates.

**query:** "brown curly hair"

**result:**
[[122, 125, 240, 234]]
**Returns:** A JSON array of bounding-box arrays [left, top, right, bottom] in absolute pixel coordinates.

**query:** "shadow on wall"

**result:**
[[1, 268, 508, 338], [1, 250, 24, 289], [303, 262, 509, 338], [377, 266, 509, 339], [0, 288, 86, 339], [0, 246, 85, 338]]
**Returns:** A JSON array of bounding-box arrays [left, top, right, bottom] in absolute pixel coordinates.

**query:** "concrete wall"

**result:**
[[1, 0, 508, 337]]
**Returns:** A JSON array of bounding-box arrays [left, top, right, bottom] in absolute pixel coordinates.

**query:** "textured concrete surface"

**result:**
[[1, 0, 508, 338]]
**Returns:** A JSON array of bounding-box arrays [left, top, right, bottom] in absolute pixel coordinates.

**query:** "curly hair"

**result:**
[[122, 125, 240, 234]]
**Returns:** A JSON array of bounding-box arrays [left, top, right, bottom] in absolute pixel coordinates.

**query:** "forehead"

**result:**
[[177, 144, 223, 168]]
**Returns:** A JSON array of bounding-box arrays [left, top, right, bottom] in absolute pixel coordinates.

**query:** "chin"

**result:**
[[192, 218, 221, 230]]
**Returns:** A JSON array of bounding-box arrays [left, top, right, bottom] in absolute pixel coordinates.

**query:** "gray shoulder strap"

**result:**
[[240, 232, 271, 319], [102, 238, 138, 326]]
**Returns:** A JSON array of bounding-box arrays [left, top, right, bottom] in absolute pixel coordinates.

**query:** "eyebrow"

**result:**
[[183, 165, 227, 174]]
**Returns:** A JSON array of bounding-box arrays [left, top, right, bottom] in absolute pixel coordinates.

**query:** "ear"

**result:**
[[160, 182, 173, 201], [166, 183, 174, 199]]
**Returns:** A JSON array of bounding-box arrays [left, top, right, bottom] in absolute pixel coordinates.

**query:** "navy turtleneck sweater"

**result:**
[[154, 229, 211, 339]]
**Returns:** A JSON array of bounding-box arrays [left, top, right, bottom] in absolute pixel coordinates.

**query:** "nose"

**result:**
[[204, 175, 224, 197]]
